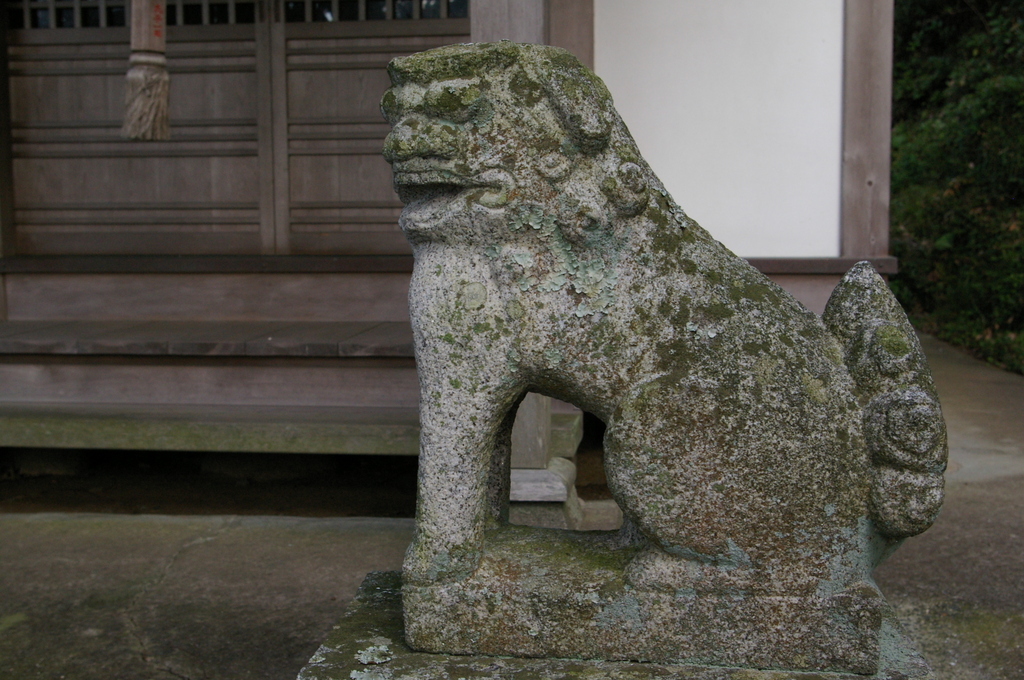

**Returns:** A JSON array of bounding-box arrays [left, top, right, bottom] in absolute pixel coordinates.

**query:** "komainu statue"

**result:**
[[382, 41, 944, 677]]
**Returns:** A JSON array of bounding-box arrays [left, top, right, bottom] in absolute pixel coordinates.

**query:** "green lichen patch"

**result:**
[[387, 42, 520, 85], [874, 325, 912, 358]]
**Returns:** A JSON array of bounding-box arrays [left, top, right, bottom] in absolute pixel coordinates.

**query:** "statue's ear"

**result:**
[[542, 53, 614, 154]]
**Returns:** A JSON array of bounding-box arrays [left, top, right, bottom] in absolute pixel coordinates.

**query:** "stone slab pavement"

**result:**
[[0, 516, 414, 679], [872, 335, 1024, 680], [0, 335, 1021, 680]]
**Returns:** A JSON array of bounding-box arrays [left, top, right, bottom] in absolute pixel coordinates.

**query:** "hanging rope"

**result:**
[[123, 0, 169, 140]]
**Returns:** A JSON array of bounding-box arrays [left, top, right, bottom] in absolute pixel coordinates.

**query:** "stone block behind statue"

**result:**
[[382, 41, 944, 677]]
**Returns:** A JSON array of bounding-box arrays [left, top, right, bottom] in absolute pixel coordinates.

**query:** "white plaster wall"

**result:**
[[594, 0, 844, 258]]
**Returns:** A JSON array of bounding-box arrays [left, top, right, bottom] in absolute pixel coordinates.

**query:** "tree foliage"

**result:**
[[890, 0, 1024, 372]]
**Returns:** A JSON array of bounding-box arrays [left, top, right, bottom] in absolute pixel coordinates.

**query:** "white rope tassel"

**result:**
[[123, 0, 169, 140], [123, 52, 170, 140]]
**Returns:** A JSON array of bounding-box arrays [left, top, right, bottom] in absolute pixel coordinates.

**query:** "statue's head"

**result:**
[[382, 42, 658, 244]]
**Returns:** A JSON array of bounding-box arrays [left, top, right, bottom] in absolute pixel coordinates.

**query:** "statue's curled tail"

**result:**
[[824, 262, 947, 538]]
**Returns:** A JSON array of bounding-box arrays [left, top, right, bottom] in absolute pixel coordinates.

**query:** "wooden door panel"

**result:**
[[8, 25, 265, 255], [289, 199, 404, 254], [279, 23, 468, 254], [288, 151, 406, 254], [10, 73, 125, 122], [17, 231, 262, 255], [287, 69, 391, 119], [12, 152, 261, 254], [7, 38, 129, 122], [5, 272, 413, 321], [168, 71, 259, 120], [5, 11, 469, 256], [13, 156, 259, 204], [290, 154, 395, 202], [288, 232, 409, 255]]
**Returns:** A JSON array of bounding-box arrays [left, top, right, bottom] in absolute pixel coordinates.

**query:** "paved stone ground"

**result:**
[[872, 336, 1024, 680], [0, 335, 1021, 680], [0, 515, 414, 680]]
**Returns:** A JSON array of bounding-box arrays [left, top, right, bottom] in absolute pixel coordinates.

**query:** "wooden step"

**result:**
[[0, 321, 421, 451], [0, 402, 420, 455], [0, 321, 414, 357], [0, 321, 584, 478]]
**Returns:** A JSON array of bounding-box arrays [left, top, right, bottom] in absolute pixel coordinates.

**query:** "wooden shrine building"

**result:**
[[0, 0, 898, 520]]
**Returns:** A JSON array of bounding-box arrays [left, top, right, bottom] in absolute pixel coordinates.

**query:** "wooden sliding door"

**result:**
[[4, 0, 469, 255], [271, 2, 468, 254], [7, 2, 267, 254]]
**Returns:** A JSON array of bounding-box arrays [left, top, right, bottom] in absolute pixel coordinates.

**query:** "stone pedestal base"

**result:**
[[297, 572, 935, 680]]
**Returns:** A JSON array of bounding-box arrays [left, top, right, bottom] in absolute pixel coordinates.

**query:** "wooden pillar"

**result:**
[[471, 0, 546, 44], [470, 0, 593, 69], [0, 7, 16, 258], [511, 393, 552, 469], [841, 0, 894, 258], [547, 0, 593, 69]]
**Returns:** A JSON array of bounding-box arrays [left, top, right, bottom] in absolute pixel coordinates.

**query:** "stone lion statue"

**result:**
[[382, 41, 944, 677]]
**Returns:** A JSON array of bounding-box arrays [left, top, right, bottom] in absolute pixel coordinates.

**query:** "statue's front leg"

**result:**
[[403, 353, 521, 586]]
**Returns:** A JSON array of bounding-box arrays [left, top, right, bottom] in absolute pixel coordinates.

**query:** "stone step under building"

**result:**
[[0, 319, 589, 521]]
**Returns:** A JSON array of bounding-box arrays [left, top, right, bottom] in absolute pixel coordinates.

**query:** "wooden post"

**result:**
[[470, 0, 546, 43], [471, 0, 594, 73], [511, 393, 553, 469], [123, 0, 170, 140], [547, 0, 593, 69], [841, 0, 894, 258], [0, 6, 16, 258]]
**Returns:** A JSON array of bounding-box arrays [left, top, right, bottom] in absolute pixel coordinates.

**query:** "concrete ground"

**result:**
[[0, 335, 1022, 680], [872, 336, 1024, 680]]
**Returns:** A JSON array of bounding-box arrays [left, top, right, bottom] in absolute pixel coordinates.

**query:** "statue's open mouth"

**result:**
[[391, 157, 471, 197], [392, 159, 471, 237], [390, 157, 513, 239]]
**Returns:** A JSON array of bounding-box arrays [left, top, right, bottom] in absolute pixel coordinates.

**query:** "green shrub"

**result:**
[[890, 0, 1024, 373]]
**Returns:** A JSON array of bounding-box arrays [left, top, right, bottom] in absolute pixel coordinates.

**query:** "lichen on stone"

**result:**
[[354, 643, 393, 665]]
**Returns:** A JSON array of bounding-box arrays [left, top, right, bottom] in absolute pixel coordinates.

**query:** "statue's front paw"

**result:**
[[403, 537, 482, 585]]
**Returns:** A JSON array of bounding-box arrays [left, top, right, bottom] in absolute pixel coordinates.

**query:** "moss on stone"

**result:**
[[387, 42, 520, 85], [743, 341, 770, 355], [874, 325, 912, 358], [705, 301, 735, 321], [508, 70, 543, 107]]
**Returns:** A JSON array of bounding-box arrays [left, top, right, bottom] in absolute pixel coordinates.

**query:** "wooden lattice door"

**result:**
[[4, 0, 468, 255]]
